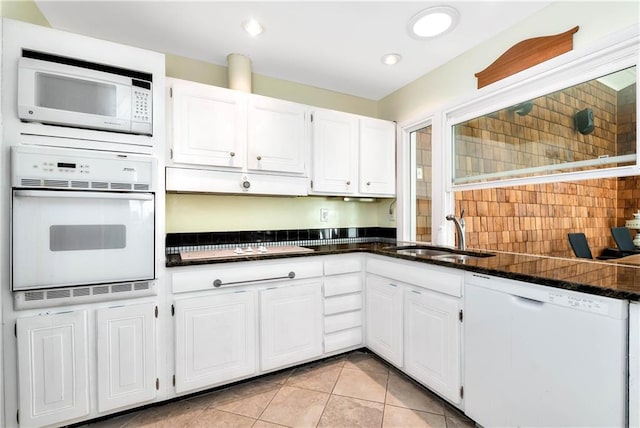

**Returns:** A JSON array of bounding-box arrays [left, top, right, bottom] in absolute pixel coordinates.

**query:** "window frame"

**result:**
[[444, 30, 639, 192], [396, 25, 639, 244]]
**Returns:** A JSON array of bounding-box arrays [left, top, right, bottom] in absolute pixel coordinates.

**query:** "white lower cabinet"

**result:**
[[15, 302, 158, 428], [17, 310, 90, 428], [365, 256, 464, 405], [404, 286, 461, 405], [365, 275, 403, 367], [174, 290, 257, 394], [96, 303, 157, 412], [260, 281, 323, 371]]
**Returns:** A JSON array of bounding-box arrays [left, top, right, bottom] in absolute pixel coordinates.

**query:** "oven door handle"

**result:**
[[13, 190, 154, 201]]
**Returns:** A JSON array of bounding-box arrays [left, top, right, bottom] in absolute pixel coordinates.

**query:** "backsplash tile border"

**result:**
[[166, 227, 397, 254]]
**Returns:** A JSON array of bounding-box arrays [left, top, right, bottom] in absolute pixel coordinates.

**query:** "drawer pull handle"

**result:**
[[213, 271, 295, 287]]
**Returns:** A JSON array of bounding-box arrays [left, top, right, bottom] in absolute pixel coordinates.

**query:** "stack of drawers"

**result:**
[[322, 255, 363, 353]]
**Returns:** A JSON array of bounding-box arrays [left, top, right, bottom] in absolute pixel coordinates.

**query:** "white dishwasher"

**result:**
[[464, 272, 628, 428]]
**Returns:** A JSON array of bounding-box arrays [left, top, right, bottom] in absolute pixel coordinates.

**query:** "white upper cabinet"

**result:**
[[359, 117, 396, 196], [169, 78, 246, 168], [311, 109, 396, 197], [168, 78, 308, 176], [310, 109, 359, 194], [247, 95, 308, 175]]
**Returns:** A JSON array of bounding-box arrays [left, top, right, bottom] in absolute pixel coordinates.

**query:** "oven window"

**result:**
[[36, 72, 117, 116], [50, 225, 126, 251]]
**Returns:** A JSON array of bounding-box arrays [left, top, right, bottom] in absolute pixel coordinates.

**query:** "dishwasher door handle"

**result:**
[[512, 295, 545, 308]]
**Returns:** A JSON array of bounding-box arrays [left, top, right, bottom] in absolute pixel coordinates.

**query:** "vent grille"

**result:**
[[15, 281, 156, 309], [71, 181, 90, 189], [134, 281, 150, 290], [17, 178, 151, 191], [73, 288, 91, 297], [21, 178, 41, 187], [44, 179, 68, 188], [93, 286, 109, 295], [112, 283, 132, 293], [111, 182, 132, 190], [47, 289, 71, 299], [25, 291, 45, 301], [91, 182, 109, 189]]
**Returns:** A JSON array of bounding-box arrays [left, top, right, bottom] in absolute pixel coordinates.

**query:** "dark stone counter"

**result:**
[[167, 241, 640, 301]]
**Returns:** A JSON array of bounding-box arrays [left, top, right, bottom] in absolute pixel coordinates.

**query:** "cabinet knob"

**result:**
[[242, 180, 251, 189], [366, 181, 371, 186], [213, 279, 222, 287], [256, 155, 262, 161], [229, 152, 235, 157], [346, 181, 351, 185]]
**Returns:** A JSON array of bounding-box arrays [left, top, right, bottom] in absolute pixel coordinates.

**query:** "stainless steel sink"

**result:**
[[430, 254, 478, 263], [395, 248, 453, 257], [385, 245, 495, 259]]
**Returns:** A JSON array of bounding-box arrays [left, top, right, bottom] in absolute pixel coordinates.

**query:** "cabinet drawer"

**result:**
[[324, 328, 362, 353], [324, 293, 362, 315], [323, 273, 362, 297], [324, 255, 362, 275], [324, 311, 362, 333], [172, 259, 323, 293]]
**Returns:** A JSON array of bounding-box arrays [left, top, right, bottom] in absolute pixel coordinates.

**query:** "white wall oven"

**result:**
[[11, 145, 156, 308]]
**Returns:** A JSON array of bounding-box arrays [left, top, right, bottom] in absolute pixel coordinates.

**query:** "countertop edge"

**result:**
[[167, 244, 640, 302]]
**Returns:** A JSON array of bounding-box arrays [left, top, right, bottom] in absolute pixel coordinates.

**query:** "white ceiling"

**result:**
[[35, 1, 553, 100]]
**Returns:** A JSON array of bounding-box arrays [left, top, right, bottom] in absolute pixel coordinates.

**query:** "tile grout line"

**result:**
[[252, 376, 289, 427], [313, 363, 346, 427]]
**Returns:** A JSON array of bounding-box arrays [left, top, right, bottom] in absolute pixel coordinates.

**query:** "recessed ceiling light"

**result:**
[[242, 19, 264, 37], [381, 53, 402, 66], [408, 6, 459, 40]]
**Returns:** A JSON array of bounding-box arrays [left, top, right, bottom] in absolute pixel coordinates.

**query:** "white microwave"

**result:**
[[18, 50, 153, 135]]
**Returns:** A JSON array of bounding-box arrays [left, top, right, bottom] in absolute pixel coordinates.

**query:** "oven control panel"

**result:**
[[11, 145, 155, 191]]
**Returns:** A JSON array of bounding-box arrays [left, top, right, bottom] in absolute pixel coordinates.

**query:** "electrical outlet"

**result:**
[[320, 208, 329, 222], [388, 210, 396, 221], [416, 167, 423, 180]]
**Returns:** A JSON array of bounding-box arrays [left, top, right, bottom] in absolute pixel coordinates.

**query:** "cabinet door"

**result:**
[[247, 95, 308, 174], [175, 290, 256, 394], [260, 281, 323, 371], [404, 287, 461, 404], [171, 79, 246, 168], [17, 311, 89, 428], [359, 117, 396, 196], [97, 302, 156, 413], [310, 109, 358, 194], [365, 275, 403, 366]]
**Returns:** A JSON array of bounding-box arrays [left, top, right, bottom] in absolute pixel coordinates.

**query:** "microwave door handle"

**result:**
[[13, 190, 154, 201]]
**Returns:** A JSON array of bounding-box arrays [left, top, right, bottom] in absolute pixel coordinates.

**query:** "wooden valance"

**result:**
[[475, 26, 579, 89]]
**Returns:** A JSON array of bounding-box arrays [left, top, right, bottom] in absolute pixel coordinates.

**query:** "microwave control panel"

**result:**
[[11, 145, 154, 190], [132, 79, 152, 129]]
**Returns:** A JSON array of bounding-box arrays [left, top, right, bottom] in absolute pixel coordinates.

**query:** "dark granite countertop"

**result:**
[[167, 241, 640, 301]]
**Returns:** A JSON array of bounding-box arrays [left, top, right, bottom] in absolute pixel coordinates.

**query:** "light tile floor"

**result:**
[[85, 351, 476, 428]]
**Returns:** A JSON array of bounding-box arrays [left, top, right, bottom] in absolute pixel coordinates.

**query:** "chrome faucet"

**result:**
[[446, 209, 466, 251]]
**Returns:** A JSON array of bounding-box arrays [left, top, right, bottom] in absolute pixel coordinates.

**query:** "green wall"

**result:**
[[166, 54, 378, 117], [166, 193, 395, 233], [1, 0, 49, 27]]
